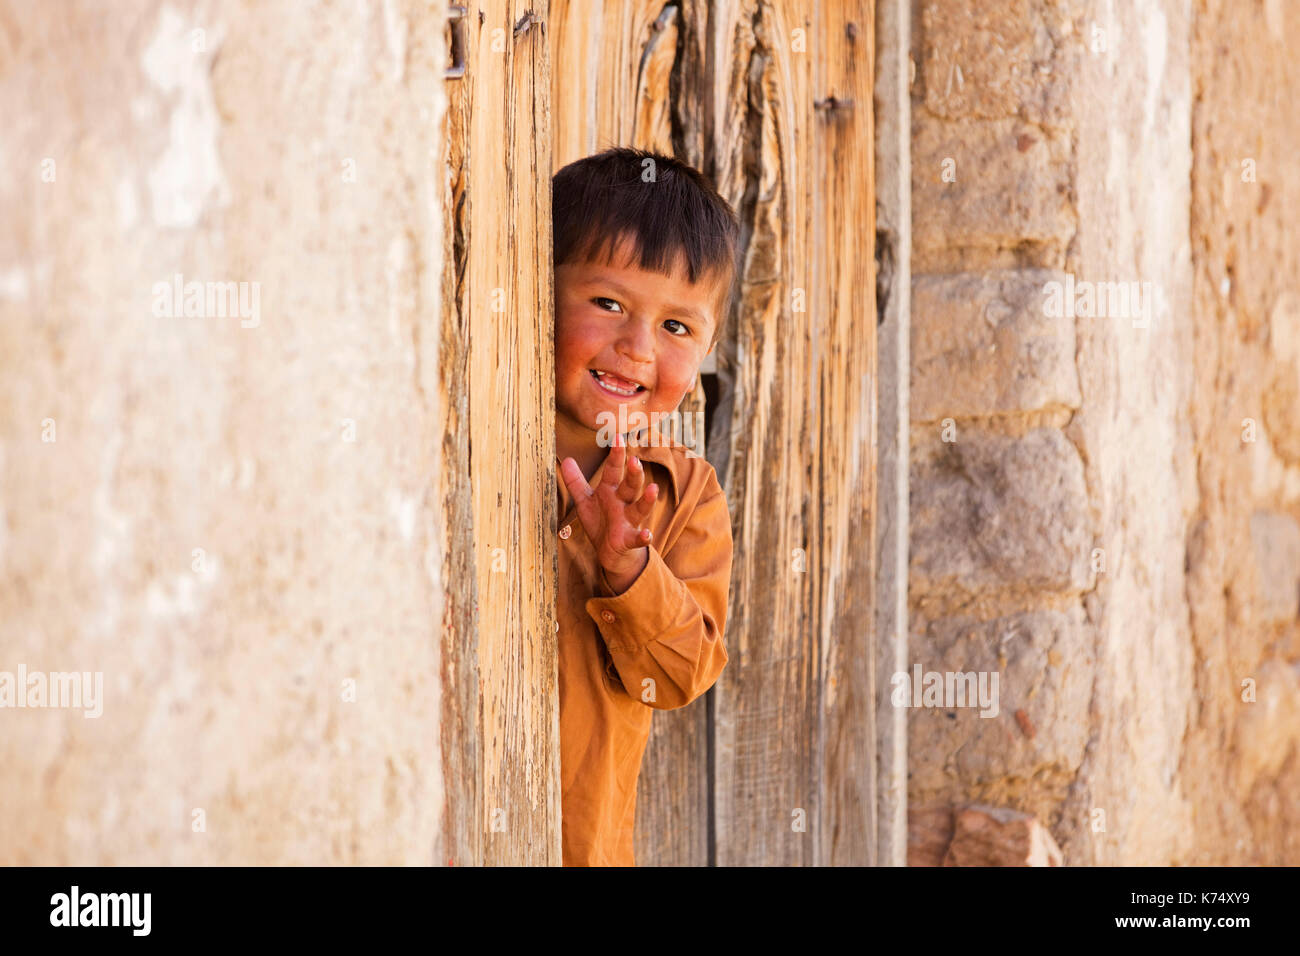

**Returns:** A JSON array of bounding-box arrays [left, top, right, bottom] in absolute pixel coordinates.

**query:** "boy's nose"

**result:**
[[615, 319, 654, 364]]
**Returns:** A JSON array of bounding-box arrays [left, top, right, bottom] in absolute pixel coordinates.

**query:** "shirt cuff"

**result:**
[[585, 546, 684, 653]]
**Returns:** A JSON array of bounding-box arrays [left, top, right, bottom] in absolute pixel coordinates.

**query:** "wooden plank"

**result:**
[[703, 0, 878, 866], [444, 0, 560, 866], [440, 1, 482, 869], [872, 0, 912, 869], [550, 0, 676, 166], [704, 0, 820, 868], [812, 1, 877, 868]]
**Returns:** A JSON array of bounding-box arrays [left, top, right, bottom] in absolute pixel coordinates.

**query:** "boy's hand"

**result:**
[[560, 431, 659, 593]]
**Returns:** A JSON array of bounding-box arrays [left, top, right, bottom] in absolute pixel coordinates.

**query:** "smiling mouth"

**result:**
[[589, 369, 647, 397]]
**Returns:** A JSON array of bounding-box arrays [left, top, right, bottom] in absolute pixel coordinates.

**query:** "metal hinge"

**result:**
[[446, 4, 467, 79]]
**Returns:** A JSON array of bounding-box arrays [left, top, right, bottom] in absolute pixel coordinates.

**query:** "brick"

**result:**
[[912, 115, 1074, 255], [943, 805, 1063, 866], [1264, 294, 1300, 464], [1249, 512, 1300, 623], [911, 428, 1092, 598], [909, 804, 1064, 866], [907, 806, 956, 866], [912, 269, 1081, 421], [1232, 660, 1300, 785], [906, 607, 1092, 797], [920, 0, 1071, 124]]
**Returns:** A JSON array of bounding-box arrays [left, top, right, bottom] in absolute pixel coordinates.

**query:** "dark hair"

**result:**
[[552, 147, 740, 345]]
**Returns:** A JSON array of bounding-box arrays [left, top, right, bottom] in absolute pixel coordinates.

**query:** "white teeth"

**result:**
[[592, 370, 641, 396]]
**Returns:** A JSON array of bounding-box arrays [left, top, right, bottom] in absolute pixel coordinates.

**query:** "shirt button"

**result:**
[[559, 525, 572, 539], [600, 610, 616, 624]]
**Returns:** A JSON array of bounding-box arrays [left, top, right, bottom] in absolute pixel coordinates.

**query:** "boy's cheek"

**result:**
[[553, 311, 600, 363], [663, 355, 707, 395], [653, 373, 698, 412], [552, 330, 586, 380]]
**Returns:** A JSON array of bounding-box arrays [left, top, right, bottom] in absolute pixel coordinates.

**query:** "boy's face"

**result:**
[[554, 235, 723, 443]]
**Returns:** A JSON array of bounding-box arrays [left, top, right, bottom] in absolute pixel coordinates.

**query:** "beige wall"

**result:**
[[1181, 0, 1300, 864], [0, 1, 450, 863], [908, 0, 1300, 864]]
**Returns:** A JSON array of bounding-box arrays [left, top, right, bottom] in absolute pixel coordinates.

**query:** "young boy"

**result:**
[[552, 147, 739, 866]]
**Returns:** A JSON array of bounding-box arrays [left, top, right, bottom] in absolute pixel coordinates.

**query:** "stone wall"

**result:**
[[908, 0, 1300, 864], [1181, 0, 1300, 864], [0, 1, 450, 864]]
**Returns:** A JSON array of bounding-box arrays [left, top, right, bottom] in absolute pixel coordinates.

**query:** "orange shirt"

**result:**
[[555, 434, 732, 866]]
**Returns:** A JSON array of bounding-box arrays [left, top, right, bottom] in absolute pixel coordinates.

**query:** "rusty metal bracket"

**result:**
[[446, 4, 467, 79], [513, 10, 544, 39]]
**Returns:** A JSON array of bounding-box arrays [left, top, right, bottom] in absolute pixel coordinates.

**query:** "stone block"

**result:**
[[909, 804, 1063, 866], [944, 805, 1063, 866], [912, 269, 1081, 421], [1263, 293, 1300, 465], [905, 607, 1092, 796], [912, 116, 1074, 255], [908, 806, 957, 866], [911, 428, 1092, 598], [1249, 512, 1300, 624], [1233, 659, 1300, 786], [920, 0, 1072, 124]]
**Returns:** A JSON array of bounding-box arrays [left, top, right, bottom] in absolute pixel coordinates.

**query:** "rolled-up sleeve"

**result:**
[[584, 491, 732, 710]]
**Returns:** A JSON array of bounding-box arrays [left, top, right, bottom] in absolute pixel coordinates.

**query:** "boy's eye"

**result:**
[[593, 296, 623, 313], [663, 318, 690, 336]]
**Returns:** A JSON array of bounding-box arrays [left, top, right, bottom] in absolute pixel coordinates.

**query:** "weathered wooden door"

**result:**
[[441, 0, 559, 865], [551, 1, 877, 866]]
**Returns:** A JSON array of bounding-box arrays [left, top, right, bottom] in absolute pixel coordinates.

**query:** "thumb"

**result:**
[[560, 457, 602, 535], [560, 457, 594, 501]]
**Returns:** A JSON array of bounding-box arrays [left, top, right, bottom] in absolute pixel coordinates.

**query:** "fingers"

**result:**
[[560, 457, 599, 534], [617, 452, 646, 504], [564, 438, 659, 556], [626, 482, 658, 529], [561, 456, 607, 542], [559, 457, 594, 501], [599, 431, 626, 492]]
